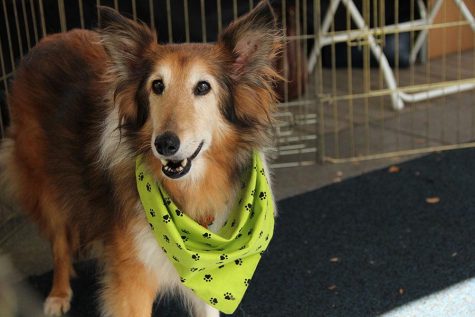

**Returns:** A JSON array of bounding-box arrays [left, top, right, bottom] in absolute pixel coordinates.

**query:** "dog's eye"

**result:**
[[194, 81, 211, 96], [152, 79, 165, 95]]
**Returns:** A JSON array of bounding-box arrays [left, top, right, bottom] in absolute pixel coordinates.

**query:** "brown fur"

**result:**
[[2, 2, 281, 316]]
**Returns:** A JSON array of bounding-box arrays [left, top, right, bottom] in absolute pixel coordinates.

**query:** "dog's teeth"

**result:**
[[181, 159, 188, 167], [177, 166, 183, 172], [160, 158, 168, 166]]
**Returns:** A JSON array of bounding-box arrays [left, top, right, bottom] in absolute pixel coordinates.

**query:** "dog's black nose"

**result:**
[[155, 132, 180, 156]]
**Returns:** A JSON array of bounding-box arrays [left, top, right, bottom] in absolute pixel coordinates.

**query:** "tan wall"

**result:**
[[428, 0, 475, 59]]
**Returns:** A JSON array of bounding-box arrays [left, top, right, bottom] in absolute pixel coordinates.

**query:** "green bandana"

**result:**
[[136, 152, 274, 314]]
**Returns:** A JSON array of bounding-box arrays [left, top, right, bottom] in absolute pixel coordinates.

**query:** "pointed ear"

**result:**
[[97, 6, 157, 74], [218, 0, 283, 82]]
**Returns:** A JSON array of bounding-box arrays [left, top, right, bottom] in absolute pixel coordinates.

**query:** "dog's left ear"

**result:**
[[219, 1, 282, 83], [218, 1, 282, 130]]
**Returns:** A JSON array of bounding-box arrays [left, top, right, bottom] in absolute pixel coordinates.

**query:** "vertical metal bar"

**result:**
[[113, 0, 118, 10], [200, 0, 207, 42], [38, 0, 47, 37], [410, 0, 415, 149], [216, 0, 222, 35], [456, 0, 462, 144], [29, 0, 39, 43], [346, 0, 355, 157], [21, 0, 32, 49], [395, 0, 400, 152], [362, 0, 370, 156], [0, 39, 7, 138], [330, 0, 339, 158], [132, 0, 137, 21], [249, 0, 253, 10], [149, 0, 155, 31], [78, 0, 85, 29], [233, 0, 237, 20], [57, 0, 67, 32], [183, 0, 189, 42], [13, 0, 24, 55], [2, 0, 16, 71], [166, 0, 173, 43], [441, 0, 447, 143], [316, 0, 325, 162]]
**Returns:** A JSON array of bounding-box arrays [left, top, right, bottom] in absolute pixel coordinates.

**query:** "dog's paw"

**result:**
[[43, 293, 72, 316]]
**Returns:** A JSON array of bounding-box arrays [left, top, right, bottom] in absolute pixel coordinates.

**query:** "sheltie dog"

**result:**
[[0, 1, 281, 316]]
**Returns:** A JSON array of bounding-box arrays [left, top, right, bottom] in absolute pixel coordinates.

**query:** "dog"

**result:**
[[0, 1, 281, 316]]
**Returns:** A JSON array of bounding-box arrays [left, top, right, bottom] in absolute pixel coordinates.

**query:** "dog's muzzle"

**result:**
[[158, 141, 204, 179]]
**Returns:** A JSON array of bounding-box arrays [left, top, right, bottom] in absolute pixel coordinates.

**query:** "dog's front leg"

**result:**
[[99, 231, 159, 317]]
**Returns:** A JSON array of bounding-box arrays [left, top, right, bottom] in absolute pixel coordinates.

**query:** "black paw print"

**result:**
[[149, 209, 156, 217], [218, 265, 225, 269], [265, 234, 270, 241], [176, 243, 183, 250], [190, 267, 198, 272], [180, 277, 186, 283], [161, 247, 167, 254], [244, 278, 251, 287], [162, 235, 170, 243], [259, 191, 267, 200], [175, 209, 183, 216], [248, 229, 253, 236], [203, 232, 211, 239], [164, 198, 171, 205], [203, 274, 213, 282], [163, 215, 170, 223], [224, 292, 235, 300], [172, 256, 180, 262], [260, 168, 265, 176], [149, 223, 154, 230], [146, 183, 152, 192], [251, 190, 255, 196], [181, 229, 191, 235], [210, 298, 218, 305], [220, 254, 228, 261], [235, 258, 243, 266], [138, 172, 144, 181], [259, 231, 263, 238], [245, 203, 253, 211], [235, 233, 242, 240], [250, 211, 255, 219], [192, 254, 200, 261], [231, 220, 236, 227], [181, 235, 188, 242]]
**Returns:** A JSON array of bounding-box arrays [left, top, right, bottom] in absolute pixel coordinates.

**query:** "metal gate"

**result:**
[[1, 0, 475, 167]]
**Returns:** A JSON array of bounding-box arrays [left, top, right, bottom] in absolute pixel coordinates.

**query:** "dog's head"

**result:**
[[99, 1, 282, 181]]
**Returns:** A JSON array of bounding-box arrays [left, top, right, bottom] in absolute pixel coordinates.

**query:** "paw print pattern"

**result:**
[[192, 254, 200, 261], [235, 233, 242, 240], [181, 229, 191, 235], [218, 265, 225, 269], [210, 298, 218, 305], [180, 277, 186, 283], [163, 215, 170, 223], [164, 198, 171, 206], [146, 183, 152, 192], [162, 235, 170, 243], [175, 209, 183, 216], [149, 209, 156, 217], [203, 232, 211, 239], [251, 190, 255, 196], [190, 267, 198, 272], [138, 172, 144, 181], [224, 292, 235, 301], [244, 279, 251, 287], [181, 235, 188, 242], [149, 223, 154, 230], [248, 229, 253, 236], [250, 211, 255, 219], [260, 168, 265, 176], [235, 259, 243, 266], [176, 243, 183, 250], [245, 203, 253, 211], [161, 247, 167, 254], [220, 254, 228, 261], [259, 191, 267, 200], [204, 274, 213, 282], [172, 256, 180, 262], [231, 220, 236, 227]]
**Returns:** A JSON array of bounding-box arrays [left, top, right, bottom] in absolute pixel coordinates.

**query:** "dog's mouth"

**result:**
[[159, 141, 204, 179]]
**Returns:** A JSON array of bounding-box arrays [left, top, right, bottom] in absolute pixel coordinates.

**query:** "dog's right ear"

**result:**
[[98, 6, 156, 75]]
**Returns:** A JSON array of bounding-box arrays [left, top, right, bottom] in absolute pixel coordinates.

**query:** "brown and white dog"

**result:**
[[0, 1, 281, 317]]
